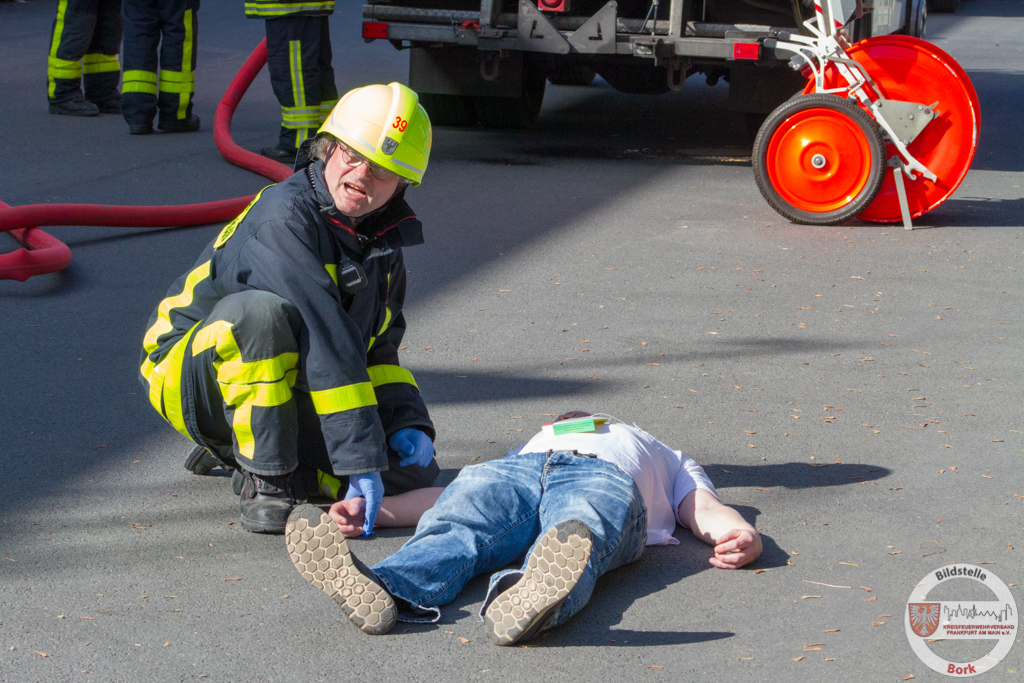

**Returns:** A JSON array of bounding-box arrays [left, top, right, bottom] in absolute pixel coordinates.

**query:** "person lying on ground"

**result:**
[[283, 411, 762, 645]]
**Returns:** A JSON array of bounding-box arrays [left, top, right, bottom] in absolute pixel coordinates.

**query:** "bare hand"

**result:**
[[328, 498, 366, 538], [710, 528, 762, 569]]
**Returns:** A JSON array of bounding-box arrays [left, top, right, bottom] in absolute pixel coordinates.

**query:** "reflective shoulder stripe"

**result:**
[[310, 382, 377, 414], [214, 187, 270, 249], [142, 260, 211, 354], [367, 365, 418, 390], [325, 263, 338, 287]]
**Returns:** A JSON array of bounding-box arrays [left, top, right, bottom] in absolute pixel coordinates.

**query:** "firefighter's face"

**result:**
[[323, 146, 401, 217]]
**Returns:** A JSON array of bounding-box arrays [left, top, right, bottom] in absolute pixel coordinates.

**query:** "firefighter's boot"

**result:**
[[239, 469, 305, 534]]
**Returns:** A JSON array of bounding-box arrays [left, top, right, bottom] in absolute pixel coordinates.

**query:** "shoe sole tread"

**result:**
[[285, 505, 396, 635], [484, 520, 593, 645]]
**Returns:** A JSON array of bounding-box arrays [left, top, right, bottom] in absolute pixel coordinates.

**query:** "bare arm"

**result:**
[[328, 487, 444, 537], [677, 488, 762, 569]]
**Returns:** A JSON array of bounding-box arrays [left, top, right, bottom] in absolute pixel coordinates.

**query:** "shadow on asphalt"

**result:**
[[702, 462, 891, 489]]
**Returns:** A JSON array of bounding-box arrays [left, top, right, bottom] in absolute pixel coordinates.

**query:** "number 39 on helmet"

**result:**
[[318, 82, 432, 185]]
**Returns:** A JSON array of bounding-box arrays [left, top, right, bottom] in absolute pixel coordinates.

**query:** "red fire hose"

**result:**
[[0, 39, 291, 282]]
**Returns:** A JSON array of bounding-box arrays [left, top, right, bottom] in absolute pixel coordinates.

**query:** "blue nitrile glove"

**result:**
[[344, 471, 384, 537], [389, 428, 435, 468]]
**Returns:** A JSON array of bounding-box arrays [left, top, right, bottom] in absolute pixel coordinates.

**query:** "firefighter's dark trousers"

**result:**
[[149, 290, 437, 494], [47, 0, 122, 104], [265, 15, 338, 151], [121, 0, 200, 127]]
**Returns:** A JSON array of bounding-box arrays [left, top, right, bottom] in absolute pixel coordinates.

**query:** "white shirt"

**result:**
[[506, 422, 718, 546]]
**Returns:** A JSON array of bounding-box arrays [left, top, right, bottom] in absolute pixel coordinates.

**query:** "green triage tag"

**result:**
[[551, 418, 598, 435]]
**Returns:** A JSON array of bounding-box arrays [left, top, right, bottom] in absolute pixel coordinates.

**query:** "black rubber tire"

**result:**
[[752, 94, 886, 226], [547, 64, 597, 87], [474, 61, 547, 129], [417, 93, 478, 128], [927, 0, 959, 13]]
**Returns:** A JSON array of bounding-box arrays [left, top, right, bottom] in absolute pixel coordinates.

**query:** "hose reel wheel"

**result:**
[[752, 94, 887, 226]]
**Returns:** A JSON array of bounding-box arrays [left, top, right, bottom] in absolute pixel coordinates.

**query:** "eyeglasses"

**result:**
[[334, 142, 400, 182]]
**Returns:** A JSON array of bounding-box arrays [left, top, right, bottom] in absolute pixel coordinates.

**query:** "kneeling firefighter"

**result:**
[[139, 83, 437, 534]]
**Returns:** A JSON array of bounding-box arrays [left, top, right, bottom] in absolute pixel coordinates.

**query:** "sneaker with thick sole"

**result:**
[[49, 96, 99, 117], [239, 470, 304, 534], [484, 520, 593, 646], [158, 114, 200, 133], [285, 505, 397, 635], [260, 145, 297, 165]]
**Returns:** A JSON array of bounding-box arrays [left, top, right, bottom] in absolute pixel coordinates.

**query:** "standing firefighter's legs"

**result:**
[[156, 0, 200, 131], [48, 0, 122, 115], [263, 15, 332, 161], [316, 17, 338, 125], [121, 0, 161, 131], [83, 0, 122, 109], [122, 0, 200, 133]]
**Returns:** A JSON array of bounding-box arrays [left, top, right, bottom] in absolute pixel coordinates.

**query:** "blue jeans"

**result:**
[[371, 451, 648, 628]]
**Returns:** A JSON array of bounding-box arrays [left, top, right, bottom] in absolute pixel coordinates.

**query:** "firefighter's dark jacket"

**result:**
[[140, 159, 433, 476]]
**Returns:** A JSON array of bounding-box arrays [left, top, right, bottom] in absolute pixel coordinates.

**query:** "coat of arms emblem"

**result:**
[[908, 603, 941, 637]]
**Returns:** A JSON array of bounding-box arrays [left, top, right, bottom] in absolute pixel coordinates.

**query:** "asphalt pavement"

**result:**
[[1, 0, 1021, 680]]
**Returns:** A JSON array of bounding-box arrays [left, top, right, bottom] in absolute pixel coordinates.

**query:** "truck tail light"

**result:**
[[733, 42, 760, 60], [363, 22, 388, 40], [538, 0, 568, 11]]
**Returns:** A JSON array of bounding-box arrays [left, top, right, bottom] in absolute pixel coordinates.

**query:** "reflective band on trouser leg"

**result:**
[[82, 53, 120, 74], [123, 69, 157, 95], [367, 365, 419, 390], [192, 319, 300, 461], [47, 56, 82, 99], [48, 0, 73, 98], [219, 379, 297, 460], [178, 9, 194, 120], [310, 382, 377, 415]]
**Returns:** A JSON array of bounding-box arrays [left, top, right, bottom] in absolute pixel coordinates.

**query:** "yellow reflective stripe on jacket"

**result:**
[[142, 260, 212, 355], [178, 9, 194, 119], [161, 326, 196, 438], [214, 187, 269, 249], [367, 365, 418, 390], [310, 382, 377, 415], [366, 306, 392, 351], [123, 69, 158, 95], [48, 0, 72, 97], [139, 323, 199, 440], [325, 264, 338, 287], [82, 53, 120, 74]]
